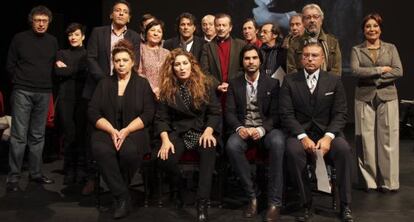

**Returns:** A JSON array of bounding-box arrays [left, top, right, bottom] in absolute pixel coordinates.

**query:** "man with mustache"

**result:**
[[286, 3, 342, 76]]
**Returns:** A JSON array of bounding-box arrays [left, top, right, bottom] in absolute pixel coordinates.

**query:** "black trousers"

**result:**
[[57, 98, 86, 171], [286, 136, 352, 206], [92, 137, 142, 199], [157, 132, 217, 199]]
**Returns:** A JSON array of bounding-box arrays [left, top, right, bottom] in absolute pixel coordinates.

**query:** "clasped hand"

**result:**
[[110, 128, 130, 151], [301, 135, 332, 156]]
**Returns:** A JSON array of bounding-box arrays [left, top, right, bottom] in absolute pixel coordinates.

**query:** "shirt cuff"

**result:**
[[236, 126, 244, 133], [325, 132, 335, 139], [297, 133, 307, 140], [256, 127, 265, 138]]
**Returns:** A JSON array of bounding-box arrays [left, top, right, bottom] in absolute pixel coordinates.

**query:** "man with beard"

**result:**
[[286, 3, 342, 75], [225, 44, 285, 221]]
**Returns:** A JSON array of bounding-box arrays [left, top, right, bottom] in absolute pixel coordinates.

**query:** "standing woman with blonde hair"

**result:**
[[155, 48, 221, 222], [351, 12, 403, 192]]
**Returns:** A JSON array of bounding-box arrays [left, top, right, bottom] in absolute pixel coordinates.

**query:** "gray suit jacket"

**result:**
[[350, 41, 403, 101]]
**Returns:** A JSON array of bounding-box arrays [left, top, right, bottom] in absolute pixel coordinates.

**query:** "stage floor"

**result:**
[[0, 137, 413, 222]]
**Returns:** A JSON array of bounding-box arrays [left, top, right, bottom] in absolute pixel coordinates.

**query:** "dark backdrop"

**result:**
[[1, 0, 412, 121]]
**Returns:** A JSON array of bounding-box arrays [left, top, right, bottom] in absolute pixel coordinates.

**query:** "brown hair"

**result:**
[[111, 39, 135, 62], [159, 48, 212, 109], [361, 13, 383, 31]]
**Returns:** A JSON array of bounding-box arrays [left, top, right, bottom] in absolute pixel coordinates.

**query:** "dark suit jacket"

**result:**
[[225, 73, 280, 134], [163, 36, 205, 61], [200, 37, 246, 86], [88, 73, 155, 154], [155, 85, 221, 138], [82, 26, 141, 99], [279, 70, 347, 138]]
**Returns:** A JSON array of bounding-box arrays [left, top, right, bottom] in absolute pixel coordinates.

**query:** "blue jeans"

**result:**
[[7, 89, 50, 183], [226, 129, 285, 206]]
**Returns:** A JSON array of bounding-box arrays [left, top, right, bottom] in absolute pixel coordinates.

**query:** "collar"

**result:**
[[111, 24, 128, 36], [245, 72, 260, 86], [304, 69, 320, 80]]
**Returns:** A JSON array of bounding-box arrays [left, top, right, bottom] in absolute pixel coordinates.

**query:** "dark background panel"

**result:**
[[1, 0, 412, 119]]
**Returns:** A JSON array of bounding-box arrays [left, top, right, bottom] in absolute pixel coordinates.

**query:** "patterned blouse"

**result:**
[[137, 44, 170, 92]]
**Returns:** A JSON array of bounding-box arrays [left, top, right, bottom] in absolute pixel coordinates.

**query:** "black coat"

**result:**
[[88, 73, 155, 154], [163, 36, 205, 62], [225, 73, 280, 134], [155, 85, 221, 137], [83, 26, 141, 99], [279, 70, 347, 138]]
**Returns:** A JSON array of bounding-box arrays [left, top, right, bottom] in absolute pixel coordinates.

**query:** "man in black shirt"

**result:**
[[6, 5, 58, 192]]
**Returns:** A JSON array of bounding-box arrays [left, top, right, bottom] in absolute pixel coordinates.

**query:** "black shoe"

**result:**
[[265, 204, 281, 221], [113, 196, 131, 219], [29, 175, 55, 184], [63, 170, 76, 185], [243, 198, 258, 218], [6, 182, 21, 192], [340, 205, 354, 222], [172, 191, 184, 208], [196, 199, 208, 222], [296, 207, 313, 222]]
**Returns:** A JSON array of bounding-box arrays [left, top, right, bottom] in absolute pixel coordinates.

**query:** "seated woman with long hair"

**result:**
[[88, 39, 155, 219], [155, 48, 221, 222]]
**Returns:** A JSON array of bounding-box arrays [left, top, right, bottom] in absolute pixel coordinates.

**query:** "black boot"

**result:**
[[197, 199, 208, 222], [113, 195, 131, 219]]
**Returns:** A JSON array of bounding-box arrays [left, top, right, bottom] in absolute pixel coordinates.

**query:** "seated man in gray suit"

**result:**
[[225, 44, 285, 221], [280, 42, 353, 222]]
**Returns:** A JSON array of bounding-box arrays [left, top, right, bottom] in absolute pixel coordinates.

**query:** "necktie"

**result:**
[[307, 74, 317, 94]]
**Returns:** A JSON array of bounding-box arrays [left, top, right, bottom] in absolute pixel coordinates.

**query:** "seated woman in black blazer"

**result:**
[[88, 39, 155, 219], [156, 48, 221, 222]]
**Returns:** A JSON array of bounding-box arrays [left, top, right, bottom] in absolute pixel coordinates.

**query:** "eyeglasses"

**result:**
[[33, 19, 49, 24], [303, 14, 321, 20]]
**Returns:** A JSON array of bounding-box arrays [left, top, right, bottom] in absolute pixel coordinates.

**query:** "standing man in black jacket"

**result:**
[[81, 0, 140, 195], [6, 5, 58, 192]]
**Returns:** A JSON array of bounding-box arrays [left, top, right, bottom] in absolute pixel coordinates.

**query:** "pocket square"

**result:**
[[325, 92, 334, 96]]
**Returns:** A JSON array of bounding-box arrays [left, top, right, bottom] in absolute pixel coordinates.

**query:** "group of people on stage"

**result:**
[[4, 0, 403, 221]]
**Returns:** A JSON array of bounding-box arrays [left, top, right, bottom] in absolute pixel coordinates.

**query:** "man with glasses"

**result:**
[[286, 3, 342, 75], [280, 42, 353, 222], [6, 5, 58, 192]]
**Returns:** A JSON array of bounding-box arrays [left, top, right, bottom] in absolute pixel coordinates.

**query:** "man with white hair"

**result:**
[[286, 3, 342, 75]]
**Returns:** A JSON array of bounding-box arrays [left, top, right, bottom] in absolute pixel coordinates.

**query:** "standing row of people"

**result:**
[[4, 1, 403, 222]]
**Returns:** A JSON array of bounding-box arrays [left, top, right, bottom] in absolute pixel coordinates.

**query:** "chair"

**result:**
[[307, 162, 338, 210], [156, 149, 226, 208], [95, 152, 153, 209]]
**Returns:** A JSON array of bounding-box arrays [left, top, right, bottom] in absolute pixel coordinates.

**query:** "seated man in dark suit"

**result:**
[[225, 44, 285, 221], [279, 42, 353, 222]]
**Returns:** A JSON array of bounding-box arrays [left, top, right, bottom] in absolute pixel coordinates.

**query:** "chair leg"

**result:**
[[157, 169, 163, 208], [331, 168, 337, 210], [95, 168, 101, 209], [142, 164, 150, 208]]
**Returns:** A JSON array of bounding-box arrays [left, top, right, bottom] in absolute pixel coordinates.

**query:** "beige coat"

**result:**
[[350, 41, 403, 102]]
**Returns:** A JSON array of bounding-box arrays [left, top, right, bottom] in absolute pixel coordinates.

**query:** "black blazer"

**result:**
[[82, 26, 141, 99], [200, 37, 246, 86], [155, 85, 221, 137], [88, 73, 155, 154], [163, 36, 205, 61], [279, 70, 347, 138], [226, 73, 280, 134]]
